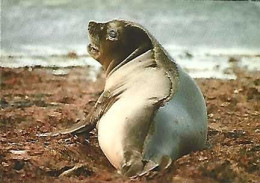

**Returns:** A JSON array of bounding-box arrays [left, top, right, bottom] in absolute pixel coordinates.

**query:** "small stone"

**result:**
[[208, 113, 214, 118]]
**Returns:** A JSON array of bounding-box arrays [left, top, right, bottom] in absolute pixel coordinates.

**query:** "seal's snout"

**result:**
[[88, 21, 98, 34], [87, 21, 102, 60], [88, 21, 97, 29]]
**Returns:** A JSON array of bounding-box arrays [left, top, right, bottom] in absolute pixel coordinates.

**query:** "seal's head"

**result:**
[[87, 20, 153, 74]]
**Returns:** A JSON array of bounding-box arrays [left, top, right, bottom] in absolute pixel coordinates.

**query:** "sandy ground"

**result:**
[[0, 66, 259, 183]]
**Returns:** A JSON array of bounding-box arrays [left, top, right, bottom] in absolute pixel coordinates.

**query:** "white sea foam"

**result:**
[[1, 46, 258, 80]]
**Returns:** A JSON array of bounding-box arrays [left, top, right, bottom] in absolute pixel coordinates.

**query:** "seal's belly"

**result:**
[[97, 100, 126, 169], [97, 95, 156, 169]]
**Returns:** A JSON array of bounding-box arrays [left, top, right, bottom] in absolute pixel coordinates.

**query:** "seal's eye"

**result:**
[[108, 30, 117, 39]]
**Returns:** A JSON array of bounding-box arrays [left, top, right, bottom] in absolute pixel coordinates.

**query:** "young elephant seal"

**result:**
[[86, 20, 208, 177], [44, 20, 207, 177]]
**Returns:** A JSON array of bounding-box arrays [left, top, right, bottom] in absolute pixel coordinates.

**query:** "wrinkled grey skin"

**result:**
[[43, 20, 208, 178]]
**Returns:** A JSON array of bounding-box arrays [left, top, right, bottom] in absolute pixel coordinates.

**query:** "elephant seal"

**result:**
[[43, 20, 207, 177]]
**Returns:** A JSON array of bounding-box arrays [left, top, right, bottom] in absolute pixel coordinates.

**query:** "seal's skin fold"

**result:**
[[51, 20, 207, 177]]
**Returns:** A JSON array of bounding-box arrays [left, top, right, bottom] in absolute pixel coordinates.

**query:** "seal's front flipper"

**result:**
[[38, 91, 119, 137], [37, 119, 96, 137]]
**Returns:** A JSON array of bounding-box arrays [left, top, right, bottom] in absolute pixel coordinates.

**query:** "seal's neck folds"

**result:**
[[105, 49, 155, 92], [106, 45, 153, 77]]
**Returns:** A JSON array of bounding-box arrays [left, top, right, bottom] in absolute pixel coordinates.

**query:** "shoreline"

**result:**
[[0, 66, 259, 182], [1, 51, 259, 80]]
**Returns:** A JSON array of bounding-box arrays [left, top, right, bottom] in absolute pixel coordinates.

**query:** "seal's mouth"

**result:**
[[87, 34, 101, 59], [88, 43, 99, 55], [87, 21, 102, 59]]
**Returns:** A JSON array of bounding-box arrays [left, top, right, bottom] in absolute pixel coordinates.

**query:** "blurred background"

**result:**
[[1, 0, 260, 79]]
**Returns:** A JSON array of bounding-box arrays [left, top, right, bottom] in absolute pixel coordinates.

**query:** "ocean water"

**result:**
[[1, 0, 260, 79]]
